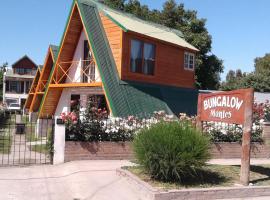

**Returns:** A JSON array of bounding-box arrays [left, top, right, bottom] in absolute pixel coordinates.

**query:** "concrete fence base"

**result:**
[[64, 141, 270, 162], [211, 142, 270, 159], [117, 168, 270, 200], [65, 141, 133, 162]]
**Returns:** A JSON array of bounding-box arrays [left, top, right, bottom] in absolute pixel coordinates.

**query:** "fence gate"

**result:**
[[0, 112, 54, 167]]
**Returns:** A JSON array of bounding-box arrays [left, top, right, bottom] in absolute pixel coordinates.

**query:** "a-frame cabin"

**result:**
[[24, 67, 41, 111], [39, 0, 199, 119], [24, 45, 58, 118]]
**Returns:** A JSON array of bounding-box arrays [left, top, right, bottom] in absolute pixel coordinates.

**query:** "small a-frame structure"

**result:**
[[24, 67, 41, 111], [24, 45, 58, 117], [38, 0, 199, 119]]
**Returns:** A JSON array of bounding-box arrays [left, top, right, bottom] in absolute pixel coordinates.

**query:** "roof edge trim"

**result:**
[[76, 1, 118, 116], [38, 0, 76, 117]]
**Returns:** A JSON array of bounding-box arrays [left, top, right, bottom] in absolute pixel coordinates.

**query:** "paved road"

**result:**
[[0, 160, 141, 200], [0, 160, 270, 200]]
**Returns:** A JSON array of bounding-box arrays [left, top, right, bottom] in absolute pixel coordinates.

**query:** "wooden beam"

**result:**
[[240, 88, 254, 186], [49, 82, 102, 88]]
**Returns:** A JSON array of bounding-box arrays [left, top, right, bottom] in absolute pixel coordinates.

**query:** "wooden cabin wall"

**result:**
[[121, 32, 195, 88], [99, 13, 123, 77], [12, 57, 37, 69]]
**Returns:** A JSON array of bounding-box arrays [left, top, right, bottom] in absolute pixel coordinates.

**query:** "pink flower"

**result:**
[[128, 115, 134, 121]]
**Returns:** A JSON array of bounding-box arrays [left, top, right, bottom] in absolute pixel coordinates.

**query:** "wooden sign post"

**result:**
[[240, 89, 254, 186], [197, 88, 254, 186]]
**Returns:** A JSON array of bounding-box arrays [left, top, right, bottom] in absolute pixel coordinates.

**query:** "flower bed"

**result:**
[[62, 102, 174, 142]]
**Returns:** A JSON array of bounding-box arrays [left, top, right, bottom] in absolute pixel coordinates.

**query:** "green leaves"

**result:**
[[221, 67, 270, 92], [133, 121, 211, 183]]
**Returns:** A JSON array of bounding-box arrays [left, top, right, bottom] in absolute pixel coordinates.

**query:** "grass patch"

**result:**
[[30, 144, 48, 154], [126, 164, 270, 190], [0, 135, 12, 154]]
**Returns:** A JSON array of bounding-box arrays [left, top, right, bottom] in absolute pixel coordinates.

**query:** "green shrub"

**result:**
[[133, 121, 211, 183]]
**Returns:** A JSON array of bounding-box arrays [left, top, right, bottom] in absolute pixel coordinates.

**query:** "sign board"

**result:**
[[197, 88, 254, 186], [197, 89, 252, 125]]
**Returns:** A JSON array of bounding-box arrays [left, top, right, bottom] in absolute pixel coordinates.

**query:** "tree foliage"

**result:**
[[99, 0, 224, 89], [254, 53, 270, 73], [221, 53, 270, 92]]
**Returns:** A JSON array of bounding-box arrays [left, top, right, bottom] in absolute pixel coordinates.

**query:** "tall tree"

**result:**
[[254, 53, 270, 73], [220, 69, 243, 91], [221, 65, 270, 92], [0, 62, 7, 101], [99, 0, 125, 10], [101, 0, 224, 89], [226, 70, 236, 81]]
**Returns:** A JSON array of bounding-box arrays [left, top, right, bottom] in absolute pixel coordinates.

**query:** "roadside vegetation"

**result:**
[[0, 135, 12, 154], [127, 164, 270, 189], [0, 112, 12, 154], [133, 121, 210, 183]]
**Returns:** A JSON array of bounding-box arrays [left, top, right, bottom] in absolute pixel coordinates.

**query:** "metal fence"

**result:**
[[0, 112, 54, 167]]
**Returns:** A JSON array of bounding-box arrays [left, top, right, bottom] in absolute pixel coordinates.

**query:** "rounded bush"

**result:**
[[133, 121, 211, 182]]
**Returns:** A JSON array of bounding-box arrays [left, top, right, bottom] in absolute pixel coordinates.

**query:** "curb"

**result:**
[[117, 168, 270, 200]]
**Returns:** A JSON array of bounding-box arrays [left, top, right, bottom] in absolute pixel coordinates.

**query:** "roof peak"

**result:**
[[77, 0, 198, 51], [78, 0, 184, 38], [12, 55, 38, 68]]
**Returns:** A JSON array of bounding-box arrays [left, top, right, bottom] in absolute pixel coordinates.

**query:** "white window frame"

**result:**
[[184, 52, 195, 71]]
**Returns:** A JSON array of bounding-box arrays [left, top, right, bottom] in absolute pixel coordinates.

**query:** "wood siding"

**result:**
[[30, 47, 55, 113], [40, 5, 83, 117], [99, 13, 122, 77], [13, 57, 37, 69], [121, 32, 196, 88]]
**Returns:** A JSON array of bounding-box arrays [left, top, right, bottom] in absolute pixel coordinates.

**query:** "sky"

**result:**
[[0, 0, 270, 80]]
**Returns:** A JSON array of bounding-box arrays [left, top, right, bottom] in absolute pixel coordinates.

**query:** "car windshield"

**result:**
[[9, 104, 20, 108]]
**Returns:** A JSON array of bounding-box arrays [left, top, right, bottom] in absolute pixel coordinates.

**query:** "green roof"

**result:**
[[78, 0, 198, 51], [77, 0, 198, 117]]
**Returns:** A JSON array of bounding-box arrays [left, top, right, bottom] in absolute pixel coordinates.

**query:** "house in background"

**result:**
[[37, 0, 199, 120], [3, 55, 38, 109]]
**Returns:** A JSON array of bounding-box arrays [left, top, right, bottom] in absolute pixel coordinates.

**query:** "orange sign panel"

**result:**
[[198, 89, 253, 125]]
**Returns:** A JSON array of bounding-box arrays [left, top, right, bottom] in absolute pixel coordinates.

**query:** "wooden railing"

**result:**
[[51, 60, 99, 85], [29, 84, 38, 94], [37, 80, 48, 93]]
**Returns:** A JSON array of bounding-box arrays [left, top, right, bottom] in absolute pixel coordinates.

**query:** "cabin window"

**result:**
[[83, 40, 95, 83], [10, 81, 19, 93], [130, 39, 155, 75], [25, 81, 32, 93], [130, 40, 143, 73], [184, 52, 195, 70], [20, 81, 24, 93]]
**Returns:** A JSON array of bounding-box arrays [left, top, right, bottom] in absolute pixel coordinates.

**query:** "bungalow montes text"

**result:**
[[203, 96, 244, 120]]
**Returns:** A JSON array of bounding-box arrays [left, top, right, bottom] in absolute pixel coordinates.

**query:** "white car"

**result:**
[[7, 103, 21, 113]]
